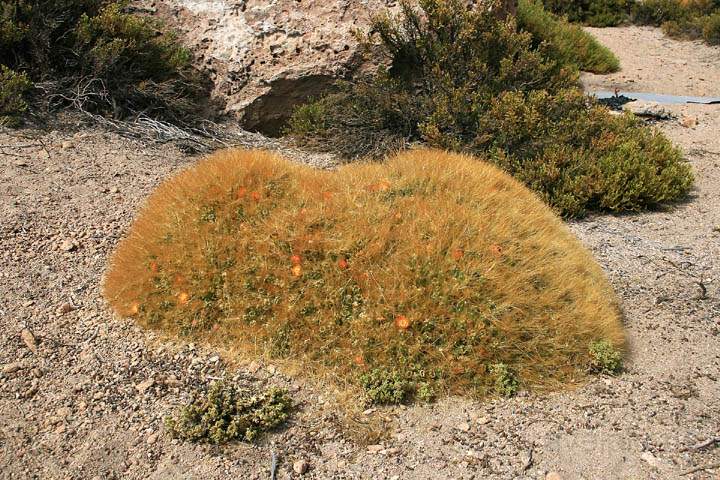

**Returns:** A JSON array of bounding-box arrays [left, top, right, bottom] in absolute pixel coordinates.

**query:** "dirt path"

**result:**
[[1, 27, 719, 479]]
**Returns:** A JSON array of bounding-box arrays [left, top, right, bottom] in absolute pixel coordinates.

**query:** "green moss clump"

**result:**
[[588, 340, 623, 375], [490, 363, 520, 397], [165, 382, 292, 444], [360, 369, 411, 405]]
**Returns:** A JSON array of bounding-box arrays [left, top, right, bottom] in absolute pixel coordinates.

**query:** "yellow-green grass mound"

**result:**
[[104, 149, 624, 400]]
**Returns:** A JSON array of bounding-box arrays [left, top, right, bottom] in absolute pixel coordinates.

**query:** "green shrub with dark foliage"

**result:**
[[165, 382, 292, 444], [288, 0, 693, 218], [541, 0, 631, 26], [632, 0, 720, 45], [540, 0, 720, 46], [0, 65, 31, 126], [0, 0, 209, 125]]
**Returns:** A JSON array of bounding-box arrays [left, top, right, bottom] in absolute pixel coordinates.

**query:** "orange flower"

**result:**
[[291, 265, 302, 277], [251, 191, 261, 202], [236, 187, 247, 199], [338, 258, 349, 270], [129, 302, 139, 316], [178, 292, 190, 305], [291, 254, 302, 266], [490, 244, 503, 256], [149, 261, 159, 273], [395, 315, 410, 330], [353, 355, 366, 367], [322, 191, 333, 201], [452, 248, 464, 261]]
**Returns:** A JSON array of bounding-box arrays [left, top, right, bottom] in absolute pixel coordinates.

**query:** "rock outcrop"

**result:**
[[152, 0, 394, 135]]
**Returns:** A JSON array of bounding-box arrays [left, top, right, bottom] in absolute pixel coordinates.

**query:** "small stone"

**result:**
[[20, 329, 38, 354], [147, 432, 159, 445], [2, 362, 24, 374], [362, 408, 376, 415], [681, 116, 698, 128], [546, 473, 563, 480], [135, 378, 155, 394], [477, 416, 490, 425], [641, 451, 659, 468], [247, 361, 261, 374], [60, 239, 77, 252], [456, 422, 471, 432], [367, 444, 384, 453], [59, 303, 74, 314], [293, 459, 309, 474], [61, 141, 74, 149], [110, 186, 120, 194], [208, 355, 220, 363]]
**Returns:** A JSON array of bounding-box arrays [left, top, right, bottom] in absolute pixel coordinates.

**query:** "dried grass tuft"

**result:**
[[104, 149, 625, 400]]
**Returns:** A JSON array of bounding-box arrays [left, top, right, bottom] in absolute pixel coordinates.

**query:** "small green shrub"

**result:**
[[701, 12, 720, 43], [360, 369, 411, 405], [542, 0, 631, 26], [518, 0, 620, 74], [632, 0, 720, 45], [0, 65, 30, 126], [490, 363, 520, 397], [588, 340, 623, 374], [0, 0, 209, 123], [165, 382, 292, 444]]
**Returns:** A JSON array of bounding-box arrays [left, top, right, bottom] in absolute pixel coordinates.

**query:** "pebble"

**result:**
[[110, 186, 120, 194], [147, 432, 159, 445], [367, 444, 384, 453], [135, 378, 155, 394], [293, 459, 309, 474], [641, 451, 659, 468], [2, 362, 25, 374], [20, 329, 38, 354], [60, 239, 77, 252], [59, 303, 74, 314], [546, 473, 563, 480], [456, 422, 471, 432], [61, 141, 74, 149], [680, 116, 698, 128]]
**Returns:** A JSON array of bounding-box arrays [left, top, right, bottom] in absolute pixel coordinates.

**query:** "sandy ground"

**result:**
[[1, 26, 719, 480]]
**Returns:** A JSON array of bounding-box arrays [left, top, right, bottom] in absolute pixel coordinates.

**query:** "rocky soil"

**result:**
[[1, 26, 719, 480], [145, 0, 394, 134]]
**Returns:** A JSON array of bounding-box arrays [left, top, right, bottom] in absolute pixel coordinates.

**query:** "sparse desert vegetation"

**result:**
[[542, 0, 720, 45], [103, 149, 625, 403], [288, 0, 693, 217], [2, 0, 720, 478]]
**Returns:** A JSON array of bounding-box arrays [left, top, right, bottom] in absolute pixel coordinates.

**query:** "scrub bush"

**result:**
[[541, 0, 631, 26], [288, 0, 693, 218], [518, 0, 620, 73], [0, 66, 30, 126], [104, 149, 627, 401], [0, 0, 209, 123]]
